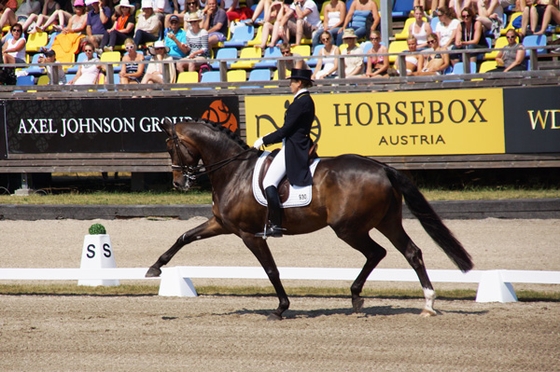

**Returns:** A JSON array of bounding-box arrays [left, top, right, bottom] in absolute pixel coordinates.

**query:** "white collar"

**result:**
[[294, 88, 308, 99]]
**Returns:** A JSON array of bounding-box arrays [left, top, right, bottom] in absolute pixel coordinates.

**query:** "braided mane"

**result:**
[[187, 117, 251, 150]]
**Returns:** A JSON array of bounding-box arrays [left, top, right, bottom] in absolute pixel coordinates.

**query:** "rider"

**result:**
[[252, 68, 315, 238]]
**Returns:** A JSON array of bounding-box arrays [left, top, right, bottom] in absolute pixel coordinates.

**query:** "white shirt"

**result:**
[[291, 0, 321, 28], [436, 18, 460, 48]]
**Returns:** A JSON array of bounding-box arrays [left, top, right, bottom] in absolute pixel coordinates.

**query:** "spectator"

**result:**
[[364, 30, 389, 77], [409, 6, 432, 49], [477, 0, 504, 39], [519, 0, 550, 37], [534, 1, 560, 35], [36, 0, 87, 34], [257, 1, 290, 48], [246, 0, 272, 26], [154, 0, 174, 26], [287, 0, 321, 46], [435, 6, 460, 49], [24, 0, 60, 33], [101, 0, 136, 52], [201, 0, 228, 49], [67, 42, 103, 84], [221, 0, 253, 21], [490, 29, 526, 71], [413, 33, 450, 75], [0, 0, 26, 32], [2, 24, 26, 64], [278, 42, 310, 77], [38, 49, 67, 84], [452, 7, 489, 63], [14, 0, 42, 33], [134, 0, 161, 47], [176, 12, 209, 72], [311, 30, 340, 79], [141, 39, 176, 83], [399, 35, 422, 75], [414, 0, 441, 15], [85, 0, 113, 52], [340, 28, 364, 77], [119, 38, 145, 84], [312, 0, 346, 50], [337, 0, 379, 46], [165, 14, 188, 59]]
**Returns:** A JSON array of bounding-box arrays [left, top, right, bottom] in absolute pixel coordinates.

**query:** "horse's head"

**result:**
[[162, 120, 201, 192]]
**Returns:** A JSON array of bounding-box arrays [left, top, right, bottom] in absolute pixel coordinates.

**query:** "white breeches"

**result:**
[[263, 146, 286, 189]]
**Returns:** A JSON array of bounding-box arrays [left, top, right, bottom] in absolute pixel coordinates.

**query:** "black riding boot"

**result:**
[[255, 186, 284, 239]]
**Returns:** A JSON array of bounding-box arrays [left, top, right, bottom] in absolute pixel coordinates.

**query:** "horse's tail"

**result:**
[[384, 166, 474, 272]]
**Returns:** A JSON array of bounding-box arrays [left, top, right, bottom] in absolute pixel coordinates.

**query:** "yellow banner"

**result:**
[[245, 89, 506, 156]]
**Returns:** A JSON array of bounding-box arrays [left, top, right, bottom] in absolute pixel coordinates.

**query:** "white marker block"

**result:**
[[78, 234, 119, 286], [158, 267, 198, 297]]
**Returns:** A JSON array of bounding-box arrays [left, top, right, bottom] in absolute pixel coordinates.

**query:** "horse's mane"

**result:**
[[185, 118, 251, 150]]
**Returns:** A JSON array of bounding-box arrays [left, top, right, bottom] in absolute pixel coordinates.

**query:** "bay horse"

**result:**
[[146, 119, 473, 320]]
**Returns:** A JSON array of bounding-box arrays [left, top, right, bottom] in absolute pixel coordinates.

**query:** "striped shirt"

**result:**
[[186, 28, 209, 58]]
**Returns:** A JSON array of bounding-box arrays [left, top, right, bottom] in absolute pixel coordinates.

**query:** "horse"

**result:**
[[146, 119, 474, 320]]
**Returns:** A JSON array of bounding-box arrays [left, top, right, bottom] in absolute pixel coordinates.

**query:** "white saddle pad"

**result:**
[[252, 151, 321, 208]]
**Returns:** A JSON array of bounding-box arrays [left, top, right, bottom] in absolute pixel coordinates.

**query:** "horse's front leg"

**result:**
[[240, 233, 290, 320], [146, 217, 228, 277]]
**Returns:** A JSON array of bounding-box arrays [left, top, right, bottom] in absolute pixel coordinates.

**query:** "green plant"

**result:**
[[88, 223, 107, 235]]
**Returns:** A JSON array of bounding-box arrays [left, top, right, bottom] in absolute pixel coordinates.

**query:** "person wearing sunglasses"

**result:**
[[2, 24, 26, 65], [176, 12, 209, 73], [452, 7, 489, 64], [311, 30, 340, 79], [119, 38, 145, 84], [165, 14, 188, 59], [201, 0, 228, 49], [141, 39, 176, 83], [434, 6, 459, 50], [413, 33, 450, 75], [311, 0, 346, 50], [67, 42, 103, 85], [364, 30, 390, 77], [489, 29, 526, 72], [101, 0, 136, 52]]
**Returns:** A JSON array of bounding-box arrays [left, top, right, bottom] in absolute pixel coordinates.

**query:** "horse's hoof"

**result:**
[[267, 313, 283, 321], [352, 297, 364, 313], [145, 266, 162, 278], [420, 308, 437, 317]]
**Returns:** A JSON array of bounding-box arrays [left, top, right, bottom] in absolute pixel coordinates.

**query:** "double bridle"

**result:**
[[168, 126, 253, 186]]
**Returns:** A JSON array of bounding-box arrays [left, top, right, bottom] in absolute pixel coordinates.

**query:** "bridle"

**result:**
[[168, 125, 253, 187]]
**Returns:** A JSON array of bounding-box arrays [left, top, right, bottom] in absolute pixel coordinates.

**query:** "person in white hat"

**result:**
[[141, 39, 176, 83], [85, 0, 113, 51], [101, 0, 136, 52], [176, 12, 209, 73], [134, 0, 161, 47], [340, 28, 364, 77]]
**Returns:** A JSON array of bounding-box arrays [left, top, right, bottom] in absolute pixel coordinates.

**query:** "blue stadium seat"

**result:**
[[16, 75, 35, 86], [392, 0, 414, 18], [253, 46, 281, 69], [306, 44, 324, 68], [224, 25, 255, 48], [210, 47, 238, 70]]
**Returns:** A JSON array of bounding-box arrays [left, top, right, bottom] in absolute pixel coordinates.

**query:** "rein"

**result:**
[[168, 125, 253, 185]]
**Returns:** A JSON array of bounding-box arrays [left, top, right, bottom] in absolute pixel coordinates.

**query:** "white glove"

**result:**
[[253, 137, 264, 149]]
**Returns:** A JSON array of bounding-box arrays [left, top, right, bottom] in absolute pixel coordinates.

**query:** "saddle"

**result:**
[[258, 143, 319, 203]]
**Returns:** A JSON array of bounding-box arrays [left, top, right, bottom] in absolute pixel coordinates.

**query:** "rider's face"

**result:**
[[289, 79, 301, 94]]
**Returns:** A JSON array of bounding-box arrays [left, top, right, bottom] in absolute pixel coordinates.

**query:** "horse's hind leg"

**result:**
[[335, 231, 388, 313], [146, 217, 228, 277], [379, 222, 437, 317]]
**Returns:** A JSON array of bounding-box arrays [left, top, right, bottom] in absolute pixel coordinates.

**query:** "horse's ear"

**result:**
[[161, 119, 174, 137]]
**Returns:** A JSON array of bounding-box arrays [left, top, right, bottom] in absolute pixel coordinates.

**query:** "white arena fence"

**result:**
[[1, 266, 559, 303]]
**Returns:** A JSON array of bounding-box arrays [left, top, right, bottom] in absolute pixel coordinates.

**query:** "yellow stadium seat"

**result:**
[[26, 31, 49, 53], [501, 12, 522, 36], [230, 47, 260, 69], [171, 71, 199, 90], [394, 17, 427, 40], [388, 40, 408, 64], [36, 75, 50, 85], [478, 60, 497, 73], [291, 45, 311, 57], [226, 69, 246, 88], [484, 36, 514, 60], [246, 25, 265, 47]]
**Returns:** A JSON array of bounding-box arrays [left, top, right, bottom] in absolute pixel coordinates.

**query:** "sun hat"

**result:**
[[185, 12, 202, 22], [73, 0, 85, 6], [342, 28, 357, 39], [141, 0, 153, 8], [288, 68, 313, 82], [85, 0, 99, 5], [149, 40, 170, 55], [115, 0, 135, 12]]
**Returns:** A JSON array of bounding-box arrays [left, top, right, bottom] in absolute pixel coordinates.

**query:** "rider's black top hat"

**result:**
[[289, 68, 313, 82]]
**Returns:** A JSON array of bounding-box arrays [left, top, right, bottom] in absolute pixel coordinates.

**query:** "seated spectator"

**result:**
[[38, 49, 67, 84], [119, 38, 145, 84], [414, 0, 442, 15], [201, 0, 228, 49], [101, 0, 136, 52], [312, 0, 346, 50], [176, 12, 209, 72], [364, 30, 390, 77], [519, 0, 550, 36], [2, 24, 26, 64], [246, 0, 272, 26], [311, 30, 340, 79], [257, 1, 290, 49], [435, 6, 460, 50], [141, 39, 177, 83], [24, 0, 60, 33], [477, 0, 504, 39], [221, 0, 253, 21], [165, 14, 188, 59], [14, 0, 42, 33], [0, 0, 18, 33], [489, 29, 526, 71], [154, 0, 174, 25], [287, 0, 321, 46], [340, 28, 364, 77], [134, 0, 161, 47], [36, 0, 87, 34], [337, 0, 379, 46], [534, 1, 560, 35], [85, 0, 113, 52], [412, 33, 450, 75], [67, 42, 103, 84], [399, 35, 422, 75], [452, 7, 489, 63], [278, 42, 310, 77], [409, 6, 432, 49]]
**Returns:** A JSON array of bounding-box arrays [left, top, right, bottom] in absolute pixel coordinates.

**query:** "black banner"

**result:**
[[3, 96, 239, 154], [503, 86, 560, 154]]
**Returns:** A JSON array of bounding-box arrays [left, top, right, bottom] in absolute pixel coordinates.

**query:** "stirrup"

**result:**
[[255, 225, 285, 239]]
